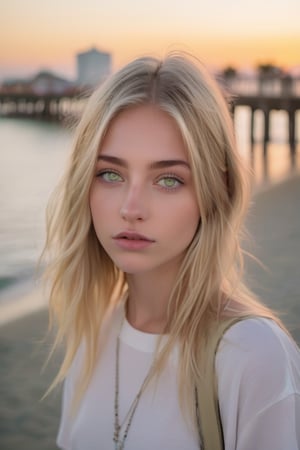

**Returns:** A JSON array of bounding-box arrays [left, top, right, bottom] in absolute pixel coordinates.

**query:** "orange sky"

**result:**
[[1, 0, 300, 80]]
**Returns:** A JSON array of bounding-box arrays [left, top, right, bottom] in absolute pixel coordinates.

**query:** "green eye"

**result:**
[[100, 171, 123, 182], [157, 177, 182, 189]]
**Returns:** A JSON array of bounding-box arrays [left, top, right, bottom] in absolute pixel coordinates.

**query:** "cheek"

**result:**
[[185, 208, 200, 242], [89, 187, 106, 228], [89, 191, 107, 244], [182, 197, 201, 240], [90, 184, 108, 215], [182, 193, 200, 225], [165, 197, 200, 242]]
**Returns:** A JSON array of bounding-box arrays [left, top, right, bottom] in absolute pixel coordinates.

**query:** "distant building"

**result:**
[[30, 71, 73, 95], [76, 47, 112, 87], [0, 71, 73, 95]]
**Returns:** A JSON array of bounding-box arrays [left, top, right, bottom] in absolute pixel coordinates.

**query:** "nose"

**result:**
[[120, 184, 148, 222]]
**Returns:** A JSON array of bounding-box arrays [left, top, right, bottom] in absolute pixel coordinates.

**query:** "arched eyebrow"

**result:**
[[97, 155, 190, 170]]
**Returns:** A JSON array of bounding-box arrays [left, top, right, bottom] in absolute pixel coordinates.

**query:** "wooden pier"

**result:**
[[232, 95, 300, 152], [0, 78, 299, 152], [0, 91, 87, 122]]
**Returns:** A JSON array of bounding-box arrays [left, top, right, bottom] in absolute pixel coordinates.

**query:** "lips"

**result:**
[[113, 231, 154, 241], [113, 231, 155, 250]]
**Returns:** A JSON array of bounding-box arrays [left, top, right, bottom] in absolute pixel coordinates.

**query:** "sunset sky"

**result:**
[[1, 0, 300, 81]]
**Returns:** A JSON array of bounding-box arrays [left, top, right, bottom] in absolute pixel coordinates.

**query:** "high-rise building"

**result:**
[[76, 47, 112, 86]]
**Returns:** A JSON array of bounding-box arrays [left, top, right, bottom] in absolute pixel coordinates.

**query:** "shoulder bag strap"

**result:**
[[196, 316, 256, 450]]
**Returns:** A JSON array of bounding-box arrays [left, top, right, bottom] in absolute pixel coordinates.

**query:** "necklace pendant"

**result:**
[[113, 430, 119, 443]]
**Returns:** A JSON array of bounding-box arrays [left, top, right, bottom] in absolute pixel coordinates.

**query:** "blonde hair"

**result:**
[[43, 53, 281, 417]]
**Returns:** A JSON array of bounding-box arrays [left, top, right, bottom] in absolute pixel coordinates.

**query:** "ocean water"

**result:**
[[0, 118, 71, 300], [0, 108, 299, 319]]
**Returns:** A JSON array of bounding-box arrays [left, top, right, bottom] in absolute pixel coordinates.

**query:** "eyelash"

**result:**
[[96, 169, 123, 182], [96, 169, 184, 190], [155, 173, 184, 191]]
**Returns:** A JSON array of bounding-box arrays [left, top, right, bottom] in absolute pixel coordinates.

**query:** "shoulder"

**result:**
[[215, 318, 300, 447], [217, 317, 300, 371], [216, 317, 300, 399], [218, 317, 299, 360]]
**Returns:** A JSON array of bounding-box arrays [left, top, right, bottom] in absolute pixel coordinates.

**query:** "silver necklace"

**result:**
[[113, 325, 155, 450]]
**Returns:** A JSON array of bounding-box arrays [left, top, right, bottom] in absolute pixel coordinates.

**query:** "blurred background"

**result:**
[[0, 1, 299, 448], [0, 0, 300, 319]]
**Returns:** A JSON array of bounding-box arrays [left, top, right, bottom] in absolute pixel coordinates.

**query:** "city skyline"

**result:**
[[2, 0, 300, 81]]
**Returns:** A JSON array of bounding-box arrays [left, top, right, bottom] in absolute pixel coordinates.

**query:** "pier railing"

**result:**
[[0, 90, 87, 122], [223, 75, 299, 151], [0, 76, 299, 150], [232, 94, 300, 151]]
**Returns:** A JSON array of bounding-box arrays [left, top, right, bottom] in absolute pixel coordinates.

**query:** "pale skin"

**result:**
[[90, 105, 200, 334]]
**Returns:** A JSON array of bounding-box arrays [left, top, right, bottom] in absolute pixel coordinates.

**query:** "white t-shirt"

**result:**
[[57, 306, 300, 450]]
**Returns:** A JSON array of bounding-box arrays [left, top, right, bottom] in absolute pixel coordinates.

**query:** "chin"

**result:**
[[110, 255, 158, 275]]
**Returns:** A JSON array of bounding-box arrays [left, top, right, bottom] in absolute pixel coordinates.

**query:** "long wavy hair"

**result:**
[[43, 53, 281, 419]]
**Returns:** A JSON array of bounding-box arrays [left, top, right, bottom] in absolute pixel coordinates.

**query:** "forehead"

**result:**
[[99, 104, 188, 161]]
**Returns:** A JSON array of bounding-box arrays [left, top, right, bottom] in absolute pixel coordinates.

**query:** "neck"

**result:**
[[126, 265, 179, 334]]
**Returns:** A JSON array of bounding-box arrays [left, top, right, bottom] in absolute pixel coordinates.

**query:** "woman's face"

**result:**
[[90, 104, 200, 277]]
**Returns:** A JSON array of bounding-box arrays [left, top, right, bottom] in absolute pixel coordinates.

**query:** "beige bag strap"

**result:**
[[196, 316, 255, 450]]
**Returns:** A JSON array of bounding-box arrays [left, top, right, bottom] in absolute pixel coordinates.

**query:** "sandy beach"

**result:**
[[0, 174, 299, 450]]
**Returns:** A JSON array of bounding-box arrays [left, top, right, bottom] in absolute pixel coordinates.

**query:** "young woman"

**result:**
[[43, 54, 300, 449]]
